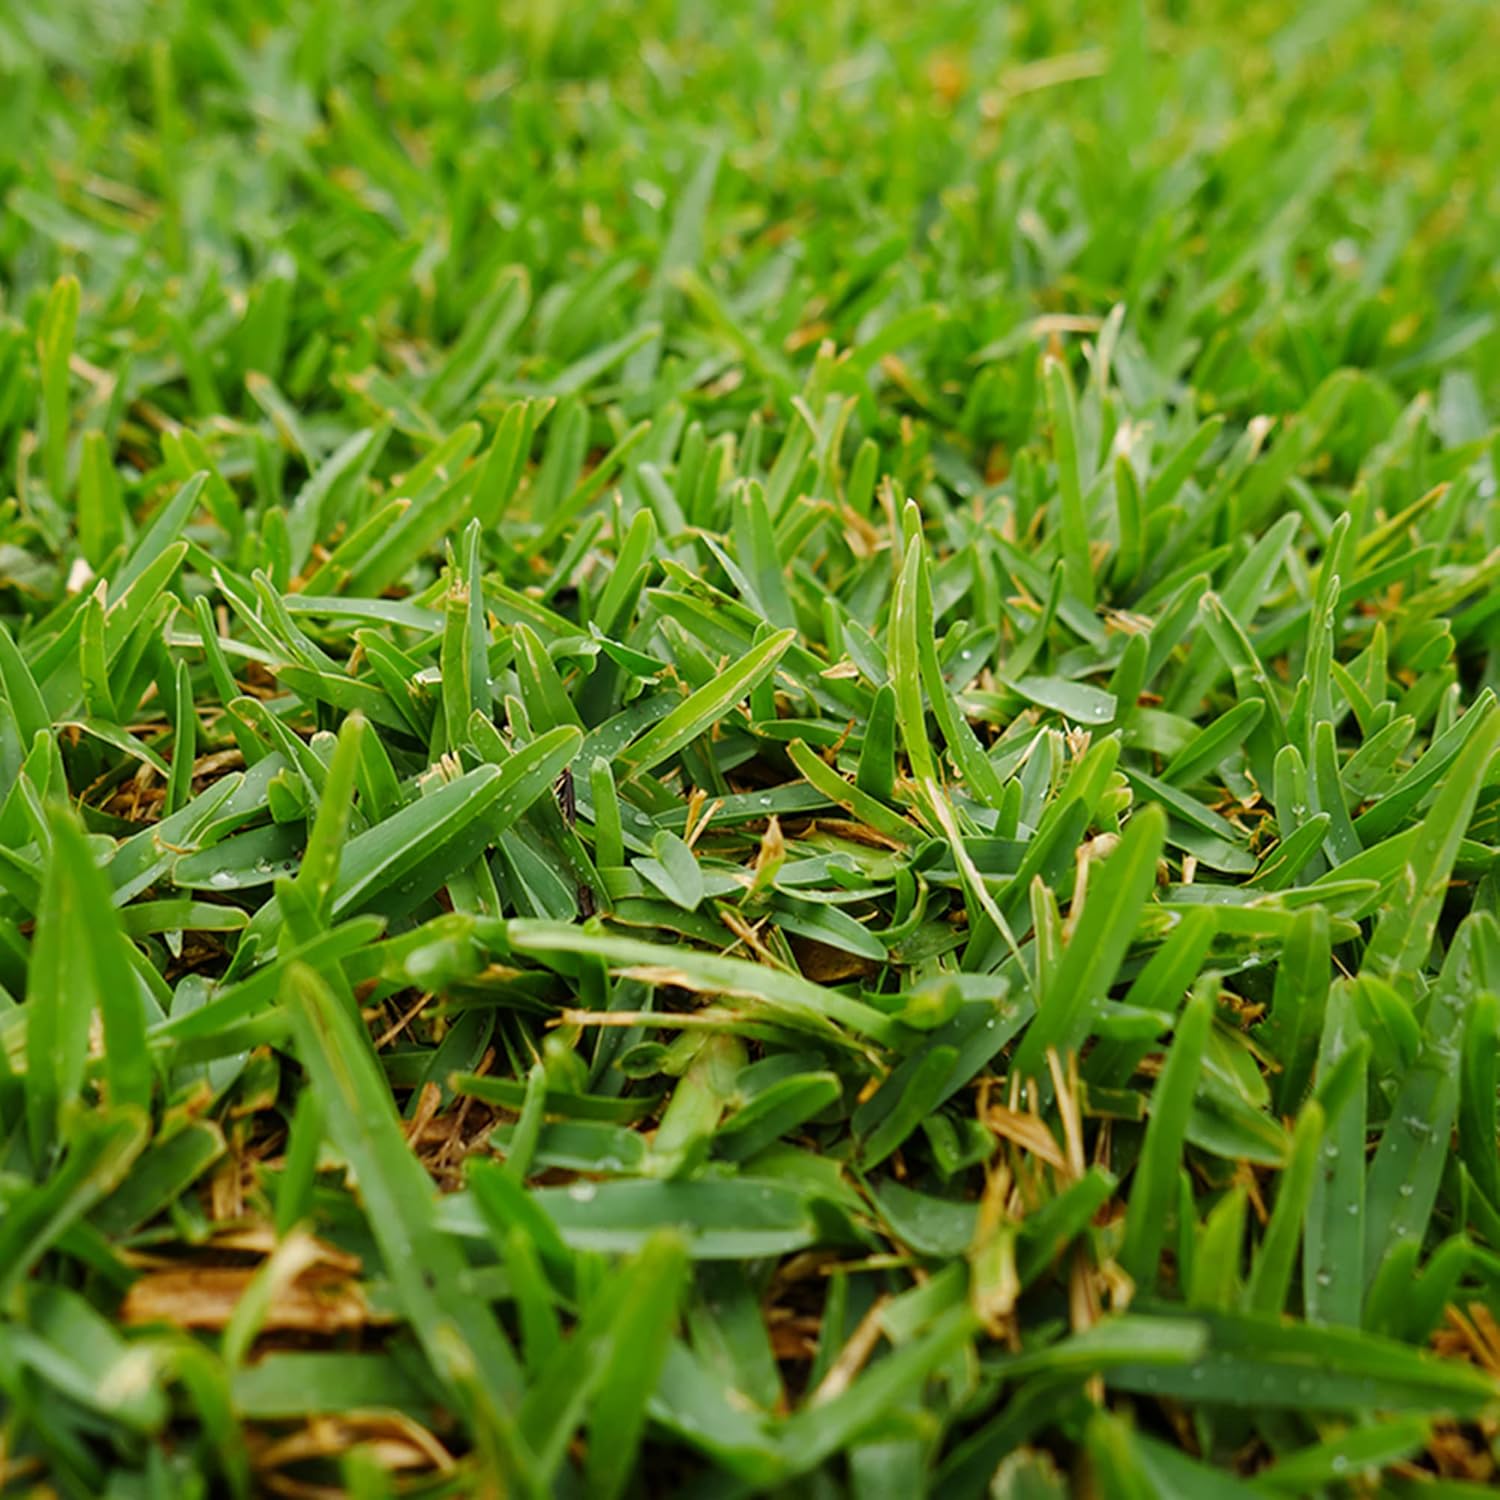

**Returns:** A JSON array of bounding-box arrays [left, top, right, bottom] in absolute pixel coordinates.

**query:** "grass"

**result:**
[[3, 0, 1500, 1493]]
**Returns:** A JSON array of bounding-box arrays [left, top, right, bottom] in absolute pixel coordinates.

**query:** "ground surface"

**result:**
[[3, 0, 1500, 1495]]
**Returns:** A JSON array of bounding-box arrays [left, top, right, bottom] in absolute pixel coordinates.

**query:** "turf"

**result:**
[[3, 0, 1500, 1494]]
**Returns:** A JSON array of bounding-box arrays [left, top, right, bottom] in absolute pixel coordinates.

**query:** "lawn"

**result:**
[[3, 0, 1500, 1494]]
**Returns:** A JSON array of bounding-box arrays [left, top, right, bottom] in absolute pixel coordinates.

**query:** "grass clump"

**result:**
[[3, 0, 1500, 1494]]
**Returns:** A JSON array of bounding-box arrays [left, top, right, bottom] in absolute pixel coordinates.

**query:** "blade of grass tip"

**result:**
[[472, 399, 536, 528], [855, 682, 898, 803], [1396, 1236, 1476, 1346], [1352, 687, 1497, 846], [465, 1158, 575, 1291], [1106, 630, 1148, 736], [1044, 355, 1095, 610], [1112, 452, 1145, 591], [1196, 592, 1286, 743], [589, 756, 624, 871], [294, 714, 365, 923], [1248, 814, 1330, 891], [514, 621, 585, 734], [1255, 1416, 1431, 1493], [1299, 534, 1342, 759], [1032, 875, 1063, 1005], [166, 657, 195, 816], [1085, 904, 1217, 1085], [79, 588, 118, 723], [1362, 926, 1478, 1292], [280, 962, 529, 1419], [731, 478, 795, 629], [845, 435, 878, 519], [89, 1119, 225, 1237], [440, 563, 477, 752], [1188, 1185, 1247, 1310], [1160, 698, 1264, 787], [332, 726, 580, 920], [1304, 983, 1367, 1326], [1261, 905, 1331, 1115], [26, 804, 152, 1159], [716, 1072, 843, 1164], [889, 536, 936, 783], [1109, 1305, 1496, 1412], [592, 507, 657, 638], [1365, 1232, 1477, 1347], [639, 829, 705, 913], [1310, 719, 1361, 868], [506, 921, 902, 1044], [1013, 803, 1166, 1083], [1245, 1100, 1324, 1316], [786, 739, 920, 845], [462, 522, 491, 727], [0, 619, 51, 746], [1119, 978, 1216, 1290], [890, 518, 1012, 805], [116, 474, 203, 595], [50, 804, 153, 1114], [504, 1061, 549, 1184], [1362, 708, 1500, 980], [617, 628, 795, 778]]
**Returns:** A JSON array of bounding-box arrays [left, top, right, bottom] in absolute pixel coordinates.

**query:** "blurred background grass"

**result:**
[[3, 0, 1496, 437]]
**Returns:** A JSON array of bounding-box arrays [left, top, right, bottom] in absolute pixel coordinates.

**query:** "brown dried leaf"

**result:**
[[985, 1104, 1069, 1172], [122, 1261, 378, 1334]]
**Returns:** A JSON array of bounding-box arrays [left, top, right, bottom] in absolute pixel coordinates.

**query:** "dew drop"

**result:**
[[567, 1182, 597, 1203], [208, 870, 237, 889]]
